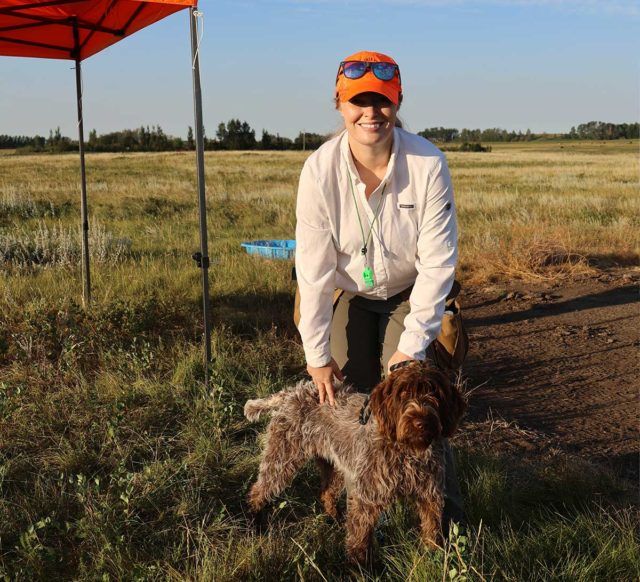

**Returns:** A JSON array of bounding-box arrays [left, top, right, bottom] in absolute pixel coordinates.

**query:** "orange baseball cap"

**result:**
[[336, 50, 402, 105]]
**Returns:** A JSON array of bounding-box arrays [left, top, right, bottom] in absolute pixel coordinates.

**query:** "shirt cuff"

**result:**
[[397, 331, 433, 361], [304, 346, 332, 368]]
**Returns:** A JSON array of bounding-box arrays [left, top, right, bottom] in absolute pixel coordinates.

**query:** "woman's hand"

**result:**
[[307, 359, 344, 407], [387, 350, 414, 374]]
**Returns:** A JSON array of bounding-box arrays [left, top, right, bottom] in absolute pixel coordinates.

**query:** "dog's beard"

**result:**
[[396, 403, 442, 451]]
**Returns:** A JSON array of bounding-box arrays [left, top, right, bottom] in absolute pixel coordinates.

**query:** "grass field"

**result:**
[[1, 141, 638, 579]]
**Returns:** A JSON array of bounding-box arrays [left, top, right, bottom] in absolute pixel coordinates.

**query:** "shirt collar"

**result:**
[[340, 127, 399, 188]]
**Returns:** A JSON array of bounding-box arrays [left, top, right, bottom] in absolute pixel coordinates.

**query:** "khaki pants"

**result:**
[[329, 289, 465, 524], [330, 289, 429, 390]]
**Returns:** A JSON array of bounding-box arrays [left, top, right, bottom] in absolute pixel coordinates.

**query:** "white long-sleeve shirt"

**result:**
[[295, 127, 458, 368]]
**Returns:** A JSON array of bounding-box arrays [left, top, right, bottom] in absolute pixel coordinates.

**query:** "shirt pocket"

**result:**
[[335, 216, 366, 257], [391, 197, 419, 262]]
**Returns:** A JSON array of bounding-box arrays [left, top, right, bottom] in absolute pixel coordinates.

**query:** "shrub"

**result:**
[[458, 142, 491, 152]]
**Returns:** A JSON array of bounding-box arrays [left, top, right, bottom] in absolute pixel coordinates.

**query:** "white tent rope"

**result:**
[[192, 10, 204, 70]]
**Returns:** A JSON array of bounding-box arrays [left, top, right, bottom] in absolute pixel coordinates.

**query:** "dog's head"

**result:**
[[368, 362, 466, 451]]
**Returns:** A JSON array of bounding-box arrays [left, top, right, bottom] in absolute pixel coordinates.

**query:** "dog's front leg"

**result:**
[[415, 491, 444, 548], [345, 492, 383, 564]]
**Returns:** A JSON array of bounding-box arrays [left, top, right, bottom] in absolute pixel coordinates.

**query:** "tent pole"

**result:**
[[73, 24, 90, 307], [190, 6, 212, 390]]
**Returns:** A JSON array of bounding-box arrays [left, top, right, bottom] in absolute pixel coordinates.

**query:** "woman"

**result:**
[[296, 50, 457, 401], [295, 50, 464, 524]]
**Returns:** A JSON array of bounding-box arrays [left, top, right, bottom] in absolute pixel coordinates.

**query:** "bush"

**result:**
[[458, 142, 491, 152]]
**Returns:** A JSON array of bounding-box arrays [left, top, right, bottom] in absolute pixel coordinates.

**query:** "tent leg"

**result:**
[[190, 6, 212, 391], [75, 57, 91, 307]]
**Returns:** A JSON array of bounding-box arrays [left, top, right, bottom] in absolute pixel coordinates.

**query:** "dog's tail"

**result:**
[[244, 391, 289, 422]]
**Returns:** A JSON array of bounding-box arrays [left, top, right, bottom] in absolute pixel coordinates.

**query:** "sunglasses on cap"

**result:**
[[336, 60, 401, 83]]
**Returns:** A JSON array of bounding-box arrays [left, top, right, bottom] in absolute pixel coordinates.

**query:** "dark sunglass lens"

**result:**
[[343, 61, 367, 79], [372, 63, 396, 81]]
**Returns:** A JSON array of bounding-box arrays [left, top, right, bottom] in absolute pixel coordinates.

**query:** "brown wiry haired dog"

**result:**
[[244, 363, 466, 563]]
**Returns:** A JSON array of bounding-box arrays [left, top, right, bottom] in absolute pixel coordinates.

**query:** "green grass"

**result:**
[[0, 142, 638, 579]]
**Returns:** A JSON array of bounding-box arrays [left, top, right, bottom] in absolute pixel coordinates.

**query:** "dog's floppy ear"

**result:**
[[368, 376, 399, 440], [438, 377, 466, 438]]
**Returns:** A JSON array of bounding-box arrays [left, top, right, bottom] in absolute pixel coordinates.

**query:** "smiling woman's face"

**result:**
[[339, 91, 398, 151]]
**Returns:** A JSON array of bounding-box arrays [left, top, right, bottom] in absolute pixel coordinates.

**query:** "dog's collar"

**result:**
[[359, 395, 372, 425], [389, 360, 419, 373]]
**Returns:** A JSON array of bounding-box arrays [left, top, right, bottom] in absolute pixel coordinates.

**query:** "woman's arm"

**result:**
[[395, 156, 458, 365], [295, 162, 343, 404]]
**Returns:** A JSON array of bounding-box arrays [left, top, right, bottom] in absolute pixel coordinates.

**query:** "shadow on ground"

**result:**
[[466, 284, 638, 328], [212, 291, 298, 339]]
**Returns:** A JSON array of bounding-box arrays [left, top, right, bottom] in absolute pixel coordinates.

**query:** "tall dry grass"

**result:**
[[1, 142, 637, 298], [449, 142, 639, 282]]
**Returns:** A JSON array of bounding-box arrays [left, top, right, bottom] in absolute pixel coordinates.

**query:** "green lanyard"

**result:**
[[347, 169, 387, 289]]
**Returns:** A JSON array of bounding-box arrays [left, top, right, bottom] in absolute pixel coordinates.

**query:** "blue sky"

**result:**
[[0, 0, 637, 139]]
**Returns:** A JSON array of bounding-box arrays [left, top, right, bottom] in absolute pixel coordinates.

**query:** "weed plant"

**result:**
[[0, 143, 638, 579], [0, 219, 131, 267]]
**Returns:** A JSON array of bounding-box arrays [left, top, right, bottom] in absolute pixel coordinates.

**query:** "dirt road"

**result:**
[[461, 269, 639, 479]]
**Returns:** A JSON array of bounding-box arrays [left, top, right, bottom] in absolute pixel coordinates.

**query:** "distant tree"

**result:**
[[137, 126, 150, 150], [294, 132, 327, 150], [88, 129, 98, 149], [216, 119, 256, 150], [215, 122, 228, 148], [460, 128, 480, 142], [187, 126, 194, 150], [260, 129, 274, 150], [47, 126, 60, 147], [273, 133, 293, 150], [417, 127, 459, 142], [574, 121, 613, 140], [0, 134, 37, 148], [46, 126, 73, 152]]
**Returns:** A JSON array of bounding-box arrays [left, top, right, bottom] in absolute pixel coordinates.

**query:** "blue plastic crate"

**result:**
[[241, 239, 296, 260]]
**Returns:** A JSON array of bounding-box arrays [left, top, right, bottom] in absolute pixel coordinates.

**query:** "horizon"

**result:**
[[0, 0, 638, 139], [3, 120, 637, 143]]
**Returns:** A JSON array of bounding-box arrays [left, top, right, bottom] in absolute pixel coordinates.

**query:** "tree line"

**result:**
[[1, 120, 637, 152], [0, 121, 327, 153], [418, 122, 639, 143]]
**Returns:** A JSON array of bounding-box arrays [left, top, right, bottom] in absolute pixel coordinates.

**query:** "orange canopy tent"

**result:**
[[0, 0, 193, 59], [0, 0, 213, 386]]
